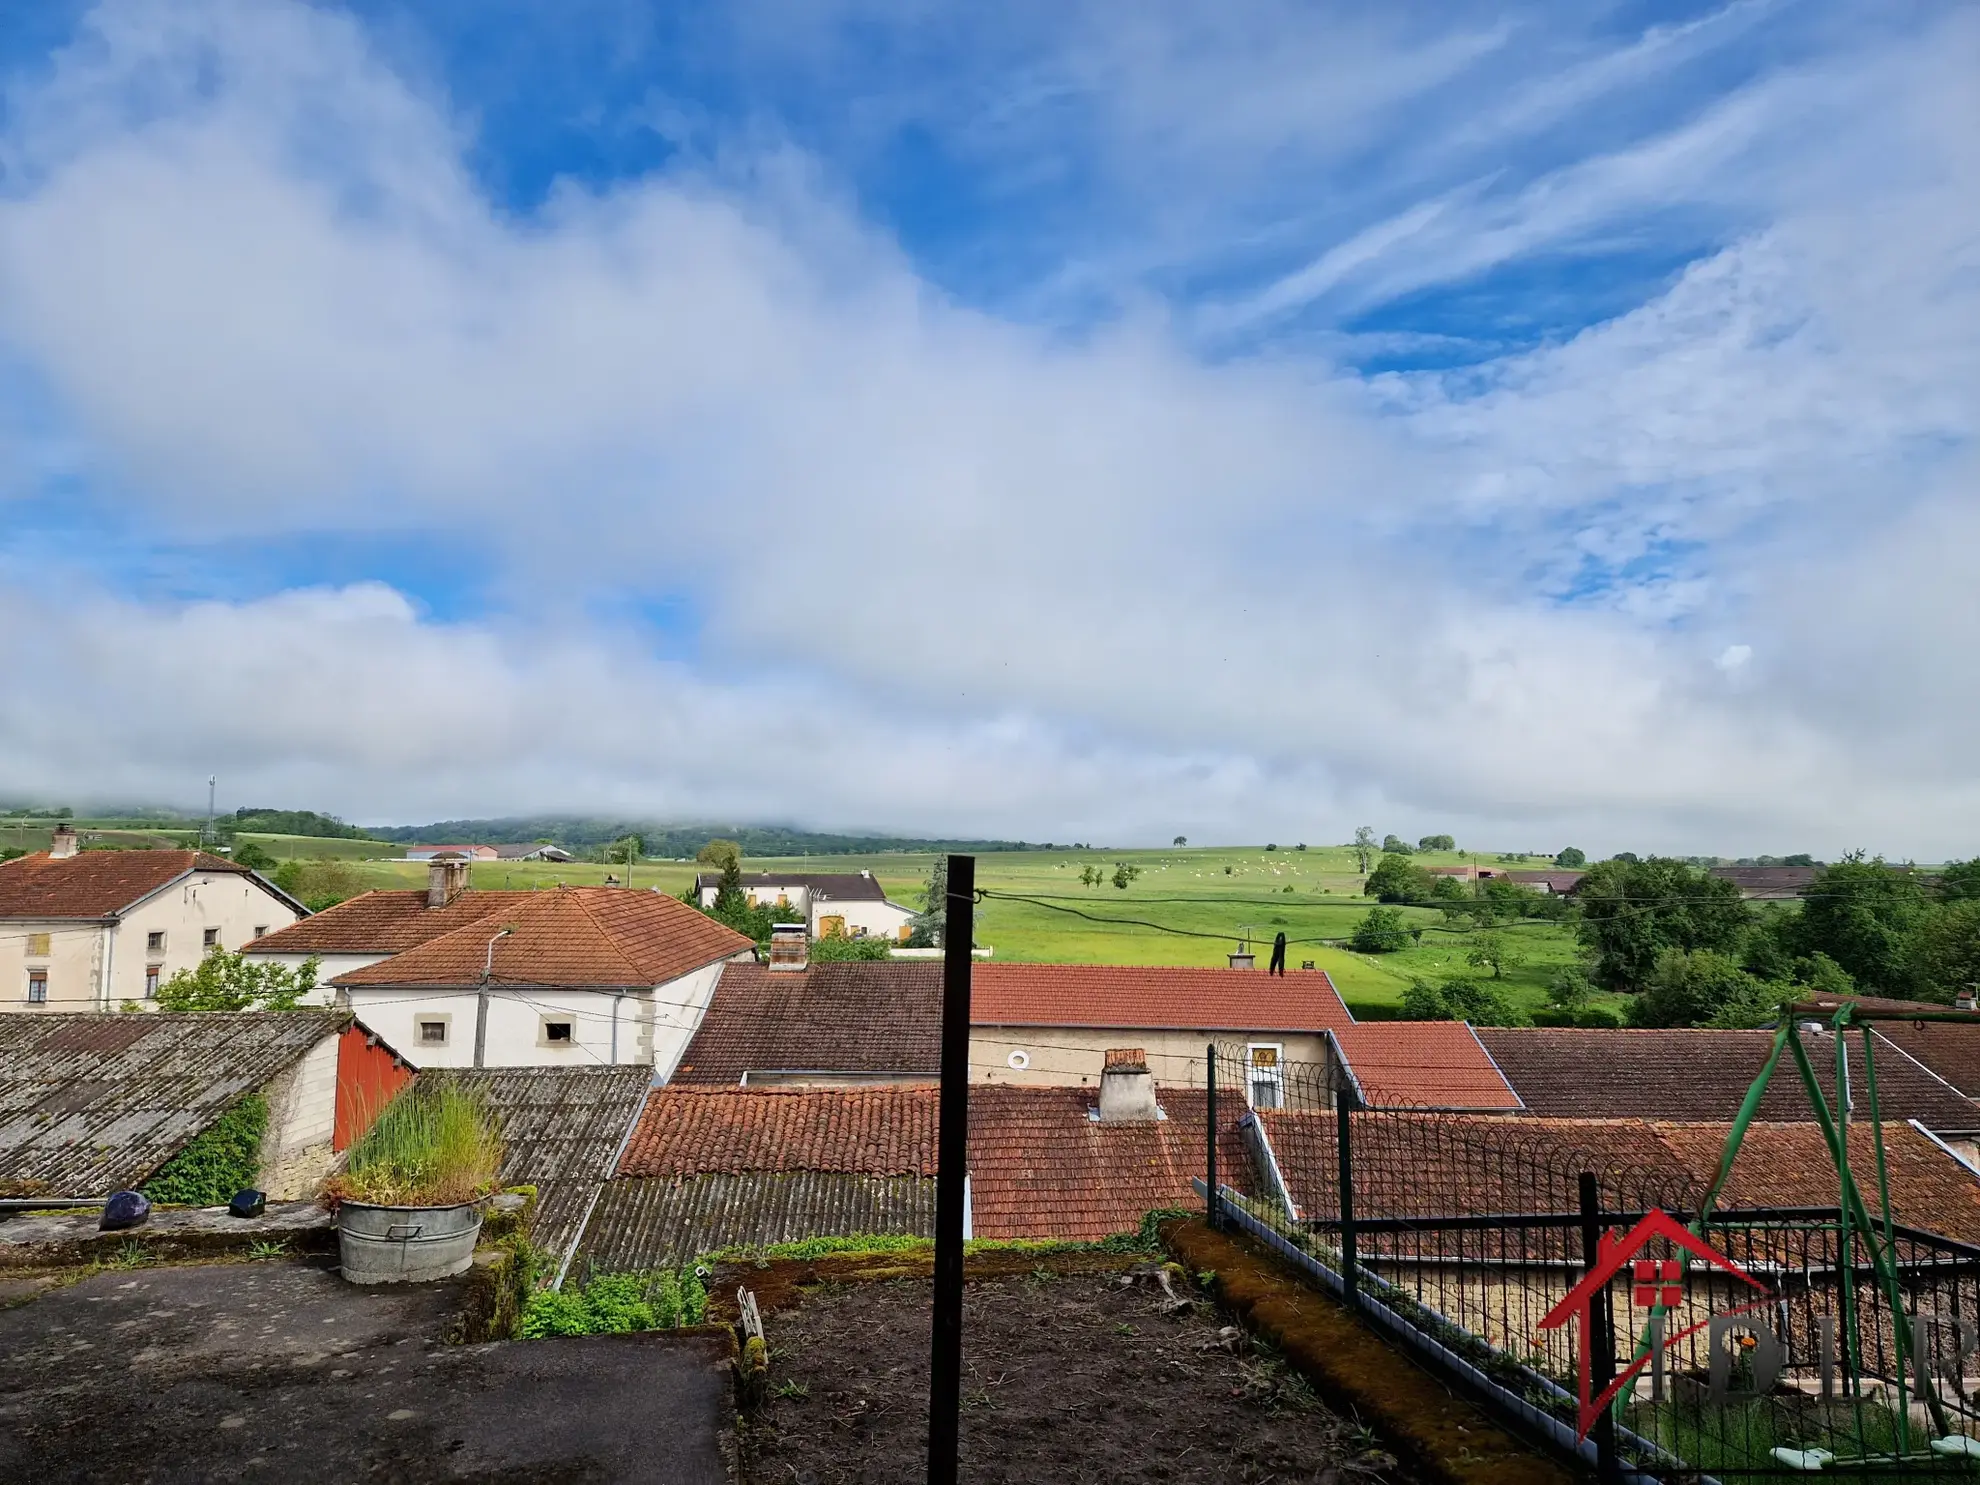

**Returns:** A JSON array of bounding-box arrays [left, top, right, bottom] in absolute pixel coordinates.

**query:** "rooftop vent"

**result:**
[[1098, 1048, 1159, 1123], [768, 921, 809, 972], [1959, 991, 1977, 1013]]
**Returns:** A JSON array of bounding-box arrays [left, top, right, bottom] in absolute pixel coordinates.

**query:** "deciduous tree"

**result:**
[[157, 950, 320, 1013], [1574, 857, 1749, 992]]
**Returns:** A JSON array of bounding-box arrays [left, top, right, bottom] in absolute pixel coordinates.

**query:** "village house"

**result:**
[[692, 870, 917, 942], [326, 885, 752, 1071], [242, 859, 538, 989], [0, 827, 304, 1012], [403, 844, 501, 861], [0, 1010, 409, 1200]]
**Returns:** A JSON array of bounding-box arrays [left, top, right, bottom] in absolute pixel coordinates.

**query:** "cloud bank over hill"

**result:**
[[0, 0, 1975, 854]]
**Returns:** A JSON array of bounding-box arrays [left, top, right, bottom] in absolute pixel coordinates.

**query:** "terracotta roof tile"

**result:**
[[1255, 1111, 1980, 1242], [618, 1087, 940, 1178], [673, 961, 942, 1085], [332, 888, 751, 989], [0, 850, 257, 920], [246, 889, 539, 955], [616, 1083, 1250, 1244], [971, 964, 1351, 1032], [967, 1085, 1249, 1242], [1477, 1027, 1979, 1131], [1332, 1022, 1523, 1110], [1795, 995, 1980, 1100]]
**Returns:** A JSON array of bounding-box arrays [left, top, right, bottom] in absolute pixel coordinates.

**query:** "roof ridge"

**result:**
[[557, 888, 651, 983]]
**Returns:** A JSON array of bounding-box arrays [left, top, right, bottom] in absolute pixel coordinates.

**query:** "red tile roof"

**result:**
[[1794, 994, 1980, 1100], [615, 1082, 1251, 1243], [1255, 1111, 1980, 1241], [968, 1085, 1249, 1242], [332, 887, 752, 989], [1476, 1027, 1978, 1131], [1331, 1022, 1522, 1110], [244, 888, 539, 955], [0, 850, 258, 920], [971, 964, 1351, 1032], [619, 1087, 941, 1178], [672, 961, 942, 1085]]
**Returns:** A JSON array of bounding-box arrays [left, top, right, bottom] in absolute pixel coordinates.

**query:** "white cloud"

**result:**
[[0, 0, 1975, 855]]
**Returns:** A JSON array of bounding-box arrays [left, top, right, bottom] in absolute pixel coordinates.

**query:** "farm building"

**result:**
[[0, 828, 303, 1012], [692, 871, 916, 942], [0, 1011, 409, 1200]]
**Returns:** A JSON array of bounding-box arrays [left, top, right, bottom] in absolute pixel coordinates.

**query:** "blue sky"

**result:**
[[0, 0, 1975, 852]]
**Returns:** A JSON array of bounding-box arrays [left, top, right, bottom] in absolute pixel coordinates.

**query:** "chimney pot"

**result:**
[[1098, 1049, 1158, 1122], [49, 823, 79, 859], [768, 922, 809, 972], [428, 857, 470, 907]]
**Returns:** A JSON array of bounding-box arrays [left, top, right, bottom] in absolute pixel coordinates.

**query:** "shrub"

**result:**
[[1350, 907, 1413, 953], [808, 934, 892, 962], [142, 1095, 267, 1206], [156, 950, 319, 1012], [518, 1268, 709, 1338], [1399, 977, 1527, 1026], [330, 1085, 504, 1206]]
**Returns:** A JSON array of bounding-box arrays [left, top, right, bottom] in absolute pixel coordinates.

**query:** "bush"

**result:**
[[142, 1095, 268, 1206], [1350, 907, 1413, 953], [331, 1085, 505, 1206], [517, 1268, 709, 1338], [156, 949, 319, 1012], [809, 934, 892, 961], [1399, 977, 1528, 1026]]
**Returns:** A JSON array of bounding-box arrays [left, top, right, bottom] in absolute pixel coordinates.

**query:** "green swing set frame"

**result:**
[[1621, 1000, 1980, 1474]]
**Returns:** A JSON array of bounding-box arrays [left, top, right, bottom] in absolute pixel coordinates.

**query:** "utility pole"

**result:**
[[204, 775, 216, 847], [927, 854, 974, 1485]]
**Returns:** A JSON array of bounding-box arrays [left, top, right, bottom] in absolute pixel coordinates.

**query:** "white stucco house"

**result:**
[[692, 870, 918, 942], [246, 863, 754, 1071], [0, 827, 304, 1012]]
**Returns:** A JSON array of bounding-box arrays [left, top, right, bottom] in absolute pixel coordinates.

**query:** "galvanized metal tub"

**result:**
[[336, 1200, 483, 1285]]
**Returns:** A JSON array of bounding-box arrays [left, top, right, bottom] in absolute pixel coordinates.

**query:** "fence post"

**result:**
[[1336, 1083, 1358, 1313], [1205, 1043, 1220, 1231], [1578, 1172, 1619, 1485]]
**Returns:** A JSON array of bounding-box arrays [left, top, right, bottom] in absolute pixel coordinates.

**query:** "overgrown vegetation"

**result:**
[[328, 1085, 505, 1206], [1399, 977, 1527, 1026], [517, 1268, 709, 1337], [141, 1094, 267, 1205], [270, 857, 366, 911], [155, 951, 319, 1012]]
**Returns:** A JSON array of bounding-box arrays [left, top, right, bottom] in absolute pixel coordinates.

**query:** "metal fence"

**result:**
[[1203, 1043, 1980, 1481]]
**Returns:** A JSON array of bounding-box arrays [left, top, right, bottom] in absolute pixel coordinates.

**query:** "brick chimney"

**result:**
[[1098, 1049, 1159, 1123], [768, 921, 809, 972], [48, 823, 79, 859], [427, 856, 470, 907]]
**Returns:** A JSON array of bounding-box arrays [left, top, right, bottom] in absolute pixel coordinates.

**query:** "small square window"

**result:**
[[26, 972, 48, 1005], [146, 931, 166, 953], [145, 966, 161, 999], [418, 1019, 449, 1045], [26, 933, 51, 957], [202, 928, 220, 950], [544, 1021, 574, 1044], [253, 925, 268, 940]]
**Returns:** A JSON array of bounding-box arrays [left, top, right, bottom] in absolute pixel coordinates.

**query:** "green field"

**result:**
[[6, 825, 1599, 1020], [348, 842, 1598, 1021]]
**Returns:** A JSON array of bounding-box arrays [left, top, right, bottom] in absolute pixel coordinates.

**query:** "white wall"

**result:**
[[257, 1031, 339, 1199], [339, 957, 727, 1070], [243, 950, 387, 1006], [0, 869, 299, 1012], [814, 897, 916, 942]]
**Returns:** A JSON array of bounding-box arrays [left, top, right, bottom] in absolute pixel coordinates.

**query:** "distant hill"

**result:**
[[228, 808, 374, 839], [367, 817, 1042, 856]]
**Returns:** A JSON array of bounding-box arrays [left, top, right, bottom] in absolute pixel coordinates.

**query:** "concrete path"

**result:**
[[0, 1259, 729, 1483]]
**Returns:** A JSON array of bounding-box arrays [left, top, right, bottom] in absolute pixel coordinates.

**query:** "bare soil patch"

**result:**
[[738, 1268, 1423, 1485]]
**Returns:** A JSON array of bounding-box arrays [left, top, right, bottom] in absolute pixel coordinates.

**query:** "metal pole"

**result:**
[[1205, 1043, 1219, 1231], [927, 854, 974, 1485], [1579, 1172, 1619, 1485], [1337, 1084, 1358, 1313]]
